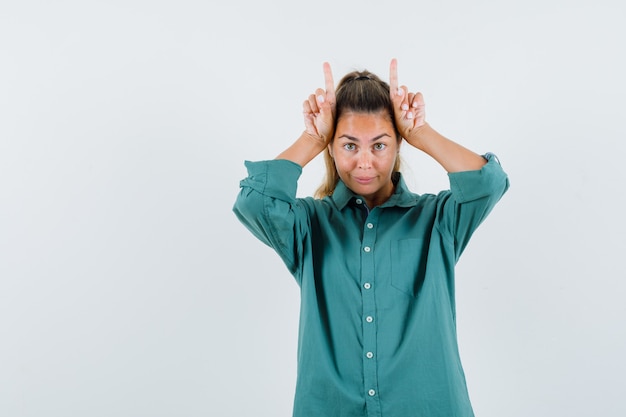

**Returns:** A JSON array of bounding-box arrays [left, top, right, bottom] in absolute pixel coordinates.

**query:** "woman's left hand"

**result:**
[[389, 58, 427, 142]]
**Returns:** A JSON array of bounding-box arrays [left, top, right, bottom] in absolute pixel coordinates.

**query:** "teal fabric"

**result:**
[[233, 154, 509, 417]]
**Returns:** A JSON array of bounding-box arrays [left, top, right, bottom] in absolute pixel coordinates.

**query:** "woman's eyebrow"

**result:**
[[338, 133, 392, 142]]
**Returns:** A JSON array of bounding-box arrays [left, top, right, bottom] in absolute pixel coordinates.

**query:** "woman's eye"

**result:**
[[343, 143, 356, 151], [374, 143, 386, 150]]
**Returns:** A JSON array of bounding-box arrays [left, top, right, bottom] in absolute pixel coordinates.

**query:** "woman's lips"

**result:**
[[354, 176, 375, 184]]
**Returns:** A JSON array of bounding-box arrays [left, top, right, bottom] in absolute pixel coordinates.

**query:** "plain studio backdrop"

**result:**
[[1, 1, 625, 416]]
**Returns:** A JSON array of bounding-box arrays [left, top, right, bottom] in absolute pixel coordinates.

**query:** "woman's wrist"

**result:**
[[404, 122, 435, 151]]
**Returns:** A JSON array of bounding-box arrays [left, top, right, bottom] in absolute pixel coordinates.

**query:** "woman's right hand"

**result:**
[[302, 62, 336, 146]]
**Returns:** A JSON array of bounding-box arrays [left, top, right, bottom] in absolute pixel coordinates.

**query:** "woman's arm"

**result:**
[[402, 123, 487, 172], [276, 62, 336, 167], [275, 131, 330, 168], [389, 58, 486, 173]]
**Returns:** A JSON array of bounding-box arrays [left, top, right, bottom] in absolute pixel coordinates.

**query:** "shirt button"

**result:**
[[368, 389, 376, 397], [365, 316, 373, 323], [366, 352, 374, 359], [366, 223, 374, 229], [363, 246, 371, 253], [355, 198, 363, 204], [363, 283, 371, 290]]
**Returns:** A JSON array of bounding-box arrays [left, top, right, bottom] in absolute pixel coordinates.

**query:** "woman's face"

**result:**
[[330, 111, 400, 208]]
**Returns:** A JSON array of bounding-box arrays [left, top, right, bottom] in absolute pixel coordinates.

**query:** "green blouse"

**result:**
[[233, 153, 509, 417]]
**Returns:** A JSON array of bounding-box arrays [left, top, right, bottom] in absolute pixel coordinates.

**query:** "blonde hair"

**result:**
[[314, 70, 402, 199]]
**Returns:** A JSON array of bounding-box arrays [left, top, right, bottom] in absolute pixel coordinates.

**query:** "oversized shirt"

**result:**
[[233, 153, 509, 417]]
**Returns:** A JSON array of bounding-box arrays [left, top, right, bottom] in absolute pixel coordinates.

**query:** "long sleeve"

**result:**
[[436, 153, 510, 260], [232, 159, 308, 277]]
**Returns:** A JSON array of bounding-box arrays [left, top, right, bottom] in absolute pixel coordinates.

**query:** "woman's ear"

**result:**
[[327, 143, 333, 158]]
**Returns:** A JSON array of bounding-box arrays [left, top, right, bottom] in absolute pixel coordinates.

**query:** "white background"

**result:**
[[1, 1, 625, 416]]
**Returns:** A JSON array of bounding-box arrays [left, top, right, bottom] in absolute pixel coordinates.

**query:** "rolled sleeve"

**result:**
[[448, 153, 509, 203], [239, 159, 303, 203], [439, 153, 510, 258], [233, 159, 306, 276]]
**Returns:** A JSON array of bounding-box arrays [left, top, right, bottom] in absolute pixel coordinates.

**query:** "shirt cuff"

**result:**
[[447, 153, 507, 203], [240, 159, 303, 203]]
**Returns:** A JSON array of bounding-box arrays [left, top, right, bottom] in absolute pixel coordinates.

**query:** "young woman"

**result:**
[[233, 59, 509, 417]]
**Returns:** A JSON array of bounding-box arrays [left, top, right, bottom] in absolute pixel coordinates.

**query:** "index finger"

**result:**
[[323, 62, 335, 98], [389, 58, 399, 96]]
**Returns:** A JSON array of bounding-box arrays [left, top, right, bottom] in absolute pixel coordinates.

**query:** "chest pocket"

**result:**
[[390, 238, 428, 297]]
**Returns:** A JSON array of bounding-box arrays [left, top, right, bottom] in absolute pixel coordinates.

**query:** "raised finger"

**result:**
[[322, 62, 335, 101], [389, 58, 399, 97]]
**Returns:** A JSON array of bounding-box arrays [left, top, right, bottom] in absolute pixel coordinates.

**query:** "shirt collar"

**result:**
[[330, 173, 418, 210]]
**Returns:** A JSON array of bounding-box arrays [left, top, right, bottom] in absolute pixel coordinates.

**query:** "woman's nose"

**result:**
[[358, 151, 372, 169]]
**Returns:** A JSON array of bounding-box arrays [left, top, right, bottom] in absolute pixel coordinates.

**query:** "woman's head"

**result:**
[[334, 71, 398, 134], [315, 70, 402, 205]]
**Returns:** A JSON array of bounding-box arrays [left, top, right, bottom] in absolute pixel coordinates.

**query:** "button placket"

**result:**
[[360, 210, 381, 414]]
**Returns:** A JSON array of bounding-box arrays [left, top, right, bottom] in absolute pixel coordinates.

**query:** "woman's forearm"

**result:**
[[275, 131, 327, 168], [406, 123, 487, 173]]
